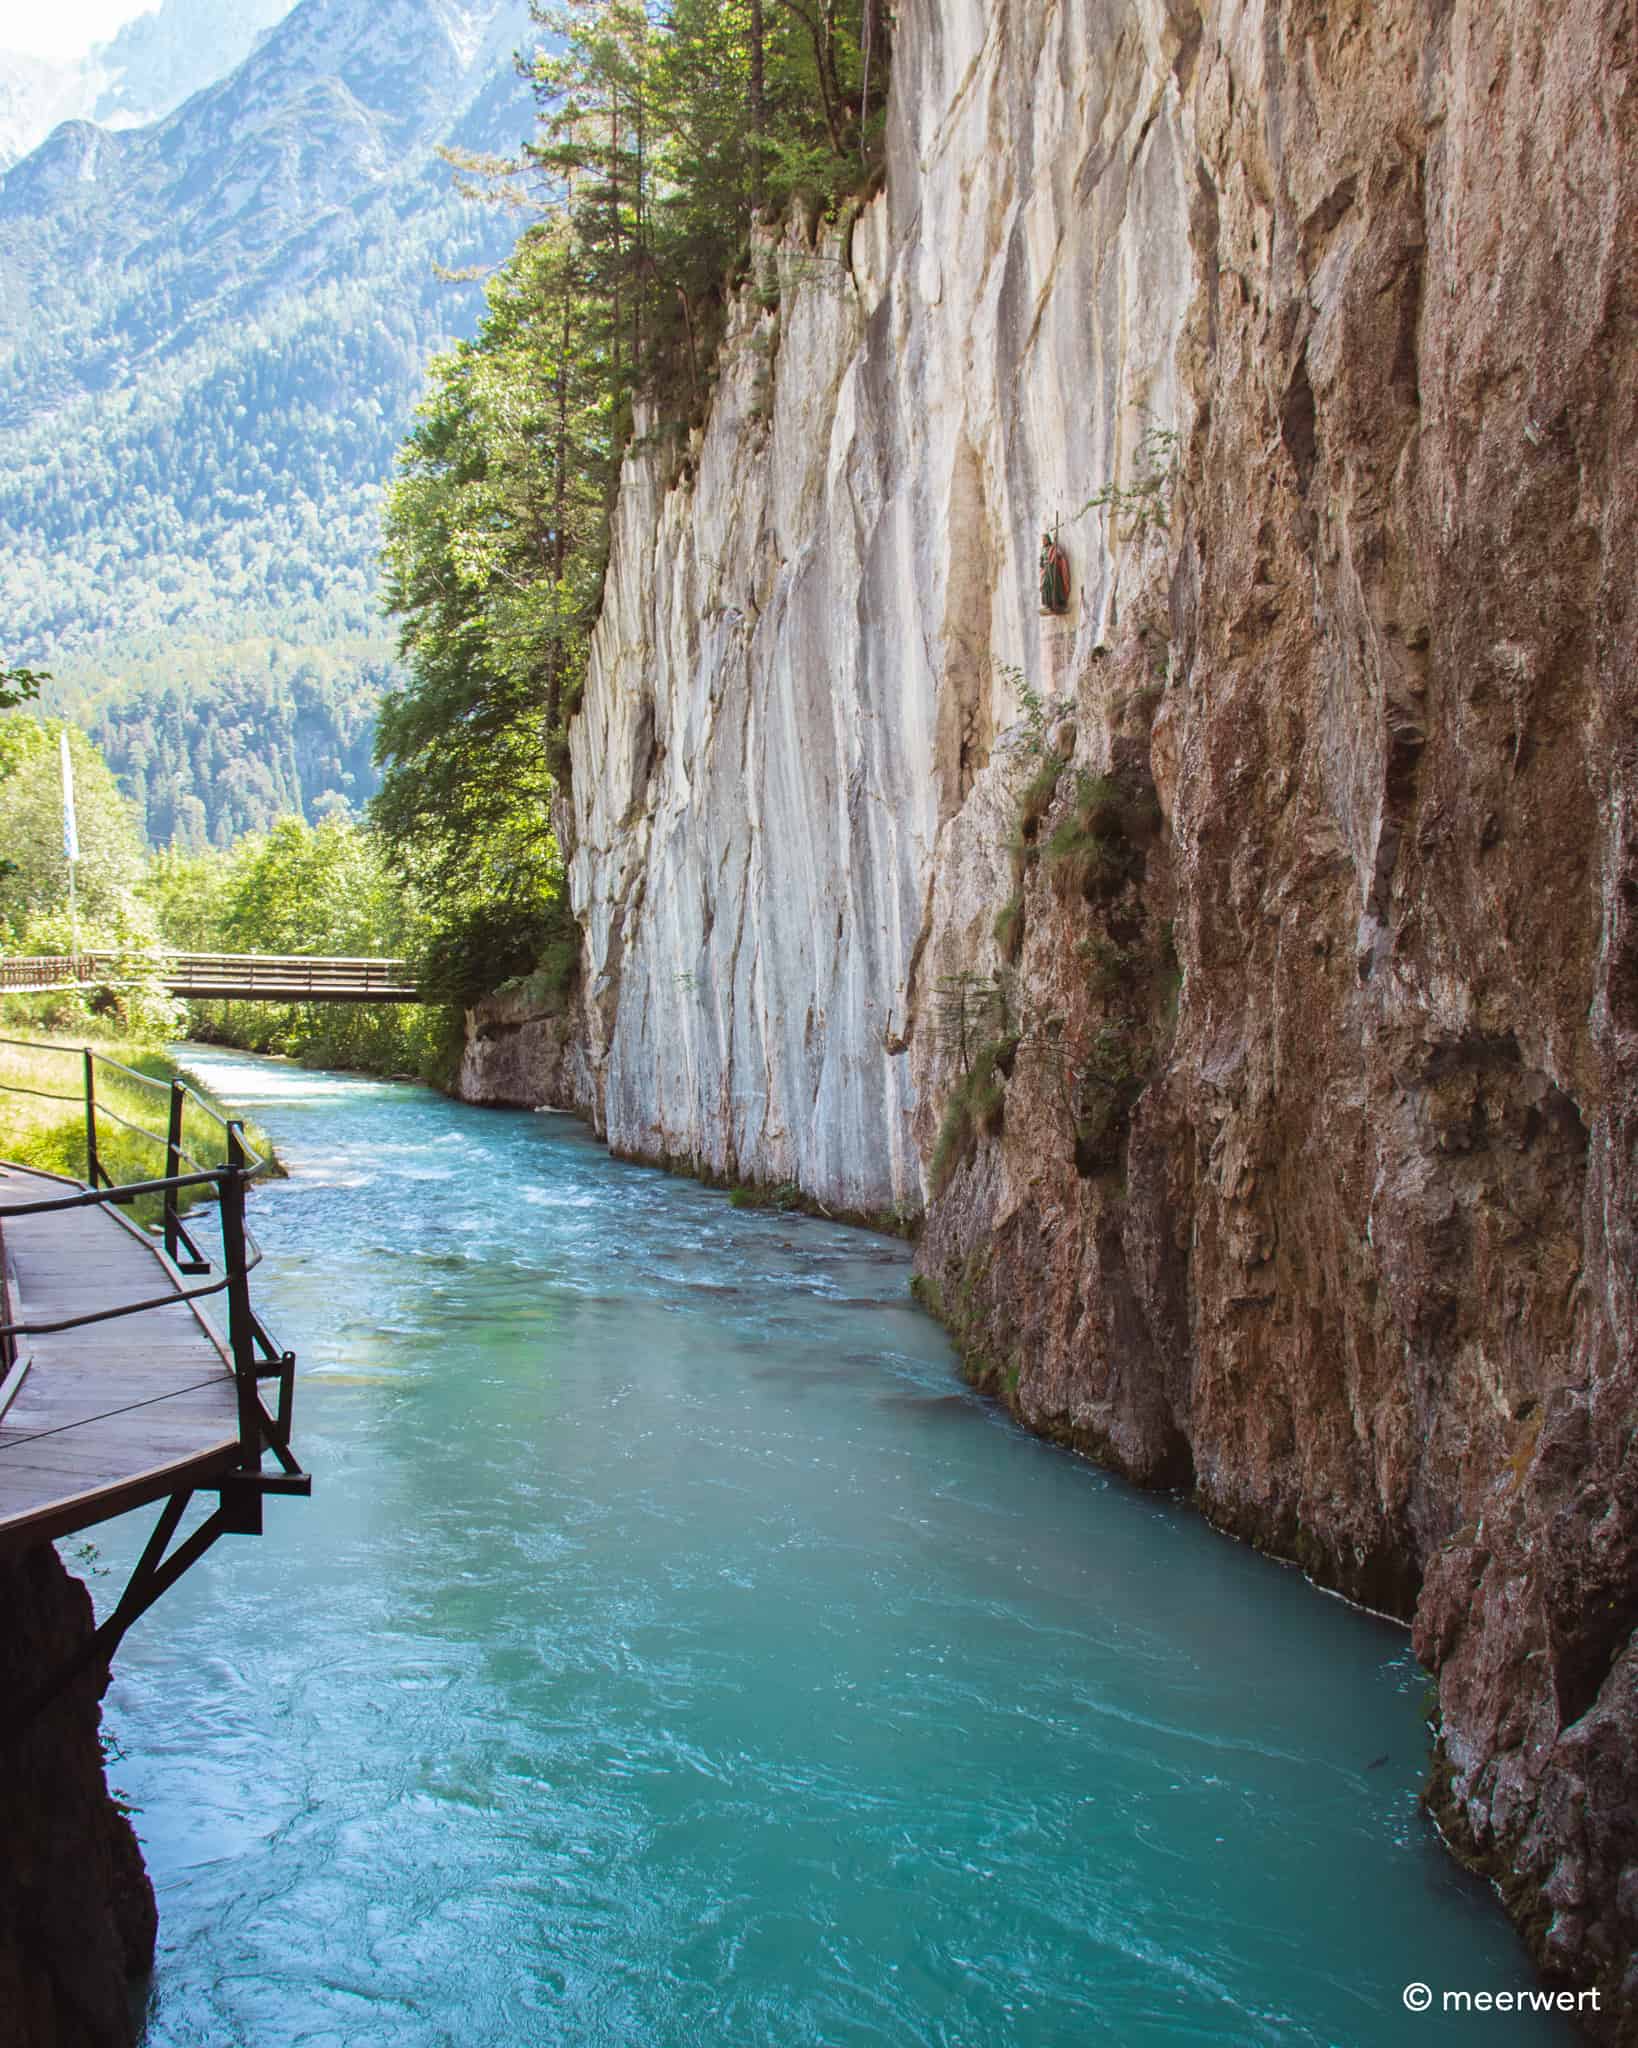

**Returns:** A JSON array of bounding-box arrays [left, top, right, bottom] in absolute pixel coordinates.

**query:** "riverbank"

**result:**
[[178, 986, 461, 1090], [0, 1034, 278, 1224]]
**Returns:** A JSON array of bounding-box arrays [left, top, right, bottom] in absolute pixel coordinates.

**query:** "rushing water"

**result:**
[[84, 1049, 1570, 2048]]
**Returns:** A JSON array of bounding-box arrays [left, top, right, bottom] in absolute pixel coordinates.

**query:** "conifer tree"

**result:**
[[376, 0, 893, 990]]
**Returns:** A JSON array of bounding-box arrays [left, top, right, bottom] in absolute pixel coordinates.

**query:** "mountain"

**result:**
[[0, 53, 82, 172], [0, 1, 296, 170], [0, 0, 539, 846]]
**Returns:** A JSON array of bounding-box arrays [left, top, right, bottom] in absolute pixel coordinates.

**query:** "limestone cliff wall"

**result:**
[[467, 0, 1638, 2018], [556, 0, 1195, 1212]]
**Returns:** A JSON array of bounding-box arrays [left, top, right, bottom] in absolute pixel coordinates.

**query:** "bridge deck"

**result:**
[[0, 1164, 240, 1554]]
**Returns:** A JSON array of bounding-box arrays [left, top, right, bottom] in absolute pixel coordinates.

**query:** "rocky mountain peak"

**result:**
[[0, 0, 294, 168]]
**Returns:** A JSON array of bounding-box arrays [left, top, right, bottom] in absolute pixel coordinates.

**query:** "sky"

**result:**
[[0, 0, 156, 63]]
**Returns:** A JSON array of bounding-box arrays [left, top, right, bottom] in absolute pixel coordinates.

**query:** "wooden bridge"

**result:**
[[0, 1042, 308, 1731], [1, 951, 420, 1003]]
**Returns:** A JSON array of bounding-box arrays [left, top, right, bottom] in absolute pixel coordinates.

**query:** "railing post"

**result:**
[[220, 1121, 260, 1472], [164, 1080, 185, 1264], [82, 1048, 101, 1189]]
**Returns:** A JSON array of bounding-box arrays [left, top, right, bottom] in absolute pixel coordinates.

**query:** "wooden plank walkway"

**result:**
[[0, 1163, 241, 1554]]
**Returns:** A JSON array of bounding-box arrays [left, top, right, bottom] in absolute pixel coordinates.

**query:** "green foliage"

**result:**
[[143, 816, 457, 1079], [1077, 421, 1182, 542], [993, 893, 1025, 964], [0, 664, 44, 879], [1078, 932, 1139, 998], [0, 722, 143, 939], [78, 652, 386, 849], [417, 897, 581, 1007], [0, 0, 542, 853], [932, 972, 1008, 1068], [375, 1, 892, 1010], [377, 228, 593, 920], [0, 720, 183, 1036], [1043, 771, 1159, 903], [1018, 757, 1066, 838], [995, 665, 1050, 758], [0, 664, 46, 708], [954, 738, 1177, 1190], [930, 1034, 1018, 1198], [0, 1036, 274, 1230], [524, 0, 891, 418], [728, 1179, 803, 1212], [0, 117, 519, 742], [993, 672, 1065, 959]]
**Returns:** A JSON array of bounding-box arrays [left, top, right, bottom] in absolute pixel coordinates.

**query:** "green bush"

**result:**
[[930, 1034, 1018, 1196], [1040, 770, 1162, 903]]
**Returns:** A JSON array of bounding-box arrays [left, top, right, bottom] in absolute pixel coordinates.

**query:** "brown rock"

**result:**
[[455, 981, 584, 1109], [0, 1544, 156, 2048], [916, 0, 1638, 2025]]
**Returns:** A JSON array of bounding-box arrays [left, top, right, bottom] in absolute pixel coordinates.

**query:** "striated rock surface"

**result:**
[[479, 0, 1638, 2016], [561, 1, 1194, 1212], [0, 1545, 156, 2047], [456, 983, 582, 1109]]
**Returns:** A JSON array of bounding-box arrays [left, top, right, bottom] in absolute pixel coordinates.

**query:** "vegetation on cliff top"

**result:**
[[375, 0, 893, 997]]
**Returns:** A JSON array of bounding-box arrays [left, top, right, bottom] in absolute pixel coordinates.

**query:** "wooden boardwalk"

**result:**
[[0, 1163, 242, 1554]]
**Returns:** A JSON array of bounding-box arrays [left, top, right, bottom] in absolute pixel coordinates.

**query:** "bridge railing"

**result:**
[[0, 952, 101, 992], [0, 1038, 304, 1496], [0, 950, 418, 1000], [159, 952, 414, 996]]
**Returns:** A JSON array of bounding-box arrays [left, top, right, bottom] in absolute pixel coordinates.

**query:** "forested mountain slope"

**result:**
[[0, 0, 536, 845]]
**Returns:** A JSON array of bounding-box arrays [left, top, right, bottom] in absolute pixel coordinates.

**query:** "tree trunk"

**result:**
[[548, 267, 571, 733], [860, 0, 879, 159], [608, 92, 622, 392], [774, 0, 845, 157], [749, 0, 766, 210]]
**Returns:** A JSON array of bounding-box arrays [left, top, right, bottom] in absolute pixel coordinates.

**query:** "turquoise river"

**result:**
[[88, 1049, 1575, 2047]]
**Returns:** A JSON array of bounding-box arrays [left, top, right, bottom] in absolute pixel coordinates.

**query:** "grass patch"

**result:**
[[0, 1034, 276, 1230], [1043, 772, 1153, 902], [1018, 757, 1065, 836], [930, 1034, 1018, 1196]]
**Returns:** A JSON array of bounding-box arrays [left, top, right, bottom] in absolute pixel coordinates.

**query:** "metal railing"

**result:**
[[0, 1038, 304, 1490], [0, 951, 418, 1001]]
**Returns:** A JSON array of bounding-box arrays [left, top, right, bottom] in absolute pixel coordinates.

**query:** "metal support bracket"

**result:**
[[3, 1465, 306, 1742]]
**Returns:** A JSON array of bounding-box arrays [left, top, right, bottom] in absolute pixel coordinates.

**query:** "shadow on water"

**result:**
[[79, 1047, 1579, 2048]]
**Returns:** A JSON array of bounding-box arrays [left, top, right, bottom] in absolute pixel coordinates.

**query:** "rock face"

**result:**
[[488, 0, 1638, 2016], [455, 982, 581, 1109], [0, 1545, 156, 2047]]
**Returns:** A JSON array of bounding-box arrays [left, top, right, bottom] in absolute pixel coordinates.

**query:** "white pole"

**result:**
[[59, 728, 80, 954]]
